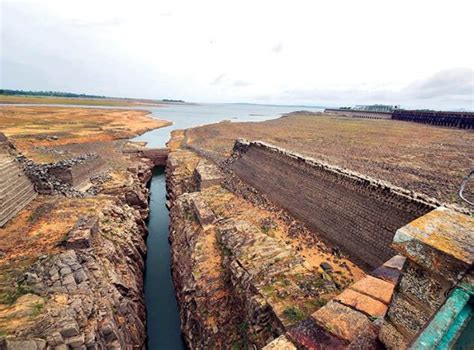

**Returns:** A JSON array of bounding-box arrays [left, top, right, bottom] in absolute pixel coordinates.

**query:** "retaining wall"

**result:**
[[228, 140, 438, 269], [0, 136, 37, 227], [48, 157, 106, 187], [324, 109, 392, 119]]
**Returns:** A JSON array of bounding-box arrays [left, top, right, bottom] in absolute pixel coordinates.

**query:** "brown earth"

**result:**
[[0, 106, 169, 347], [0, 94, 163, 107], [0, 105, 171, 162], [185, 113, 474, 206]]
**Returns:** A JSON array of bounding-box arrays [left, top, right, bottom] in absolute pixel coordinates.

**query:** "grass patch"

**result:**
[[0, 284, 34, 305], [283, 306, 306, 322]]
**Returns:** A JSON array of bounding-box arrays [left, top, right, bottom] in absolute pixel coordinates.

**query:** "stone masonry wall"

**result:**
[[227, 140, 438, 269]]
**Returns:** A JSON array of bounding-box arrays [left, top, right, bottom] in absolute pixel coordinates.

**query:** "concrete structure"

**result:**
[[325, 108, 474, 129], [324, 108, 392, 119], [228, 140, 437, 269], [380, 207, 473, 349], [263, 207, 473, 349], [47, 156, 106, 188], [123, 147, 169, 166], [392, 109, 474, 129], [0, 133, 37, 227]]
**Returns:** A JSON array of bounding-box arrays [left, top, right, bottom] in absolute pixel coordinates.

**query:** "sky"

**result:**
[[1, 0, 473, 110]]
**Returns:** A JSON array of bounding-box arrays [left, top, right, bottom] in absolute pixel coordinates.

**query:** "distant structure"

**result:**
[[324, 106, 474, 129]]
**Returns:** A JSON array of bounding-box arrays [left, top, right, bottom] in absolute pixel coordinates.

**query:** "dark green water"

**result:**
[[145, 167, 186, 349], [136, 103, 324, 349]]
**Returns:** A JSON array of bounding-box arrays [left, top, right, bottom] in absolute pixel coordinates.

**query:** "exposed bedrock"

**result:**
[[1, 160, 153, 349], [166, 148, 363, 349], [226, 139, 440, 269]]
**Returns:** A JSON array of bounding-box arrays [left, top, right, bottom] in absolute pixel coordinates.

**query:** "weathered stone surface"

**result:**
[[350, 275, 394, 304], [312, 301, 375, 342], [378, 321, 407, 350], [63, 216, 99, 249], [386, 293, 431, 339], [0, 337, 46, 350], [398, 261, 452, 311], [191, 197, 215, 227], [286, 317, 348, 349], [392, 206, 474, 283], [262, 335, 297, 350], [335, 289, 388, 318], [227, 140, 436, 269], [193, 159, 223, 190]]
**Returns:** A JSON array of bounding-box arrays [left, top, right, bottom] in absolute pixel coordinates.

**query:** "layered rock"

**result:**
[[0, 138, 37, 228], [0, 154, 153, 349], [166, 147, 364, 349]]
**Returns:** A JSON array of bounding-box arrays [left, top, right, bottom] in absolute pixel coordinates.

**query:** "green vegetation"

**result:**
[[283, 306, 306, 322], [0, 89, 106, 98], [0, 283, 34, 305], [31, 301, 44, 317]]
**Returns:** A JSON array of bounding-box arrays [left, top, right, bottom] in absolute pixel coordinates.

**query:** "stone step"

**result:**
[[0, 175, 33, 199], [0, 188, 37, 227], [0, 162, 21, 180], [0, 185, 36, 224], [0, 158, 16, 172], [0, 179, 34, 208]]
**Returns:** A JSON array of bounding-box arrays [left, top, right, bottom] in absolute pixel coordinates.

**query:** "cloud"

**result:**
[[272, 42, 283, 53], [210, 74, 251, 88], [403, 68, 474, 99], [211, 73, 227, 85]]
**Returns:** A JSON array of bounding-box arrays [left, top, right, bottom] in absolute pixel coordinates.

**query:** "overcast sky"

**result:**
[[1, 0, 473, 109]]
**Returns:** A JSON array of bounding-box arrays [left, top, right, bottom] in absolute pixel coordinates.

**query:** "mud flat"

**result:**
[[0, 106, 170, 348]]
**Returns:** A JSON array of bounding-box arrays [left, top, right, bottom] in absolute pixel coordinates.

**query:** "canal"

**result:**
[[133, 103, 323, 349]]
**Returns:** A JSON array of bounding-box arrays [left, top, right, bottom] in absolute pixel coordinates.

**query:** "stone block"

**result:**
[[0, 338, 46, 350], [378, 321, 408, 350], [194, 160, 223, 190], [335, 288, 388, 318], [191, 197, 215, 227], [386, 293, 431, 340], [286, 317, 348, 349], [350, 275, 394, 304], [397, 261, 452, 311], [63, 217, 99, 250], [311, 301, 375, 342], [392, 206, 474, 283], [262, 335, 297, 350]]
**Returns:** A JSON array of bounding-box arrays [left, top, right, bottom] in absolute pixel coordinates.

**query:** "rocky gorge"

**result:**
[[0, 106, 168, 349]]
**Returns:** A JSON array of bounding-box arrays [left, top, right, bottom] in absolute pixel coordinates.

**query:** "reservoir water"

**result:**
[[132, 103, 324, 349]]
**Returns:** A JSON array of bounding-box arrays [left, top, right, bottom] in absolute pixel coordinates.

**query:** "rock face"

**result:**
[[226, 139, 439, 269], [166, 148, 361, 349], [0, 158, 153, 349]]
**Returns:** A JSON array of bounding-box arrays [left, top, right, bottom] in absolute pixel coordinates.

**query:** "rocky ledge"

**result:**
[[0, 153, 154, 349], [166, 137, 365, 349]]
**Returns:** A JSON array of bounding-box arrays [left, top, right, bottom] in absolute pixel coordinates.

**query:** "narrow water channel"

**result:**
[[134, 103, 324, 349], [145, 167, 186, 349]]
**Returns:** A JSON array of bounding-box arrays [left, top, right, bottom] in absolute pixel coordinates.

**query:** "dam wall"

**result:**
[[324, 108, 392, 119], [0, 134, 37, 227], [324, 108, 474, 129], [123, 147, 169, 166], [228, 140, 438, 269], [392, 109, 474, 129]]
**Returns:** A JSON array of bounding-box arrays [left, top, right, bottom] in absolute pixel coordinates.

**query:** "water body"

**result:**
[[133, 103, 324, 349]]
